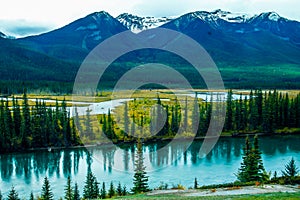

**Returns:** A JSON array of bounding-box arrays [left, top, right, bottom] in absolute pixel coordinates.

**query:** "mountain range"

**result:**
[[1, 9, 300, 89]]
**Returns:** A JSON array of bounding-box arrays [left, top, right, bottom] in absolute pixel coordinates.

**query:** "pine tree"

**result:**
[[41, 177, 53, 200], [64, 176, 73, 200], [83, 171, 96, 199], [73, 183, 80, 200], [7, 186, 20, 200], [29, 192, 34, 200], [194, 178, 198, 189], [100, 182, 106, 199], [236, 135, 251, 182], [21, 90, 31, 148], [122, 185, 127, 196], [117, 182, 122, 196], [225, 89, 233, 131], [236, 135, 268, 182], [123, 102, 129, 140], [191, 94, 199, 134], [132, 139, 149, 193], [92, 179, 99, 199], [108, 181, 115, 198], [282, 157, 299, 179], [183, 97, 188, 132]]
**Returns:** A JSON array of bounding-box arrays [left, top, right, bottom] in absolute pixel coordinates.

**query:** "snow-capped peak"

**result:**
[[267, 12, 281, 21], [0, 32, 5, 38], [249, 12, 284, 23], [117, 13, 175, 33], [191, 9, 251, 23]]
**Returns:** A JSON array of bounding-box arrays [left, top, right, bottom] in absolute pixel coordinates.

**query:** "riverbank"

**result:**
[[1, 131, 300, 155], [120, 184, 300, 199]]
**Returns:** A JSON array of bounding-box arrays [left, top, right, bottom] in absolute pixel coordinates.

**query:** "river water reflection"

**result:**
[[0, 135, 299, 198]]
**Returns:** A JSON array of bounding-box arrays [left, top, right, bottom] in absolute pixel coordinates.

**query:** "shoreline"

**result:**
[[146, 184, 300, 198], [1, 132, 300, 155]]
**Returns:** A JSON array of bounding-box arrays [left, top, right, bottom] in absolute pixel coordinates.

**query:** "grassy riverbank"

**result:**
[[117, 185, 300, 199]]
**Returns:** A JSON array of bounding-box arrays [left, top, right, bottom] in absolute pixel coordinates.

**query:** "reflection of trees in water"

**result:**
[[48, 151, 62, 178], [85, 149, 93, 173], [101, 146, 116, 173], [147, 142, 188, 166], [0, 154, 13, 180], [33, 151, 51, 180], [14, 154, 32, 184], [288, 137, 300, 152], [73, 149, 83, 175], [63, 150, 72, 178], [123, 146, 130, 171]]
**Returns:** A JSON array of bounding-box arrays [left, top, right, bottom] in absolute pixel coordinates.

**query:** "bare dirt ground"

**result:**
[[147, 184, 300, 197]]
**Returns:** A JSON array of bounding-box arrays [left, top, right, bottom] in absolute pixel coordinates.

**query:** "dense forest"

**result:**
[[0, 90, 299, 153], [0, 92, 81, 153]]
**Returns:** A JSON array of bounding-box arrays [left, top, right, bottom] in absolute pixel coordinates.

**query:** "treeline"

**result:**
[[224, 90, 300, 133], [99, 90, 300, 143], [0, 92, 81, 153], [0, 81, 74, 95], [1, 90, 300, 152]]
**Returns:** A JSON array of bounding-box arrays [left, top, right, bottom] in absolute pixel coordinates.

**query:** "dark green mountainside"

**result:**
[[1, 10, 300, 93]]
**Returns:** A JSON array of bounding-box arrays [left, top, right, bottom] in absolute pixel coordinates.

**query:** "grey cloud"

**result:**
[[0, 20, 54, 38]]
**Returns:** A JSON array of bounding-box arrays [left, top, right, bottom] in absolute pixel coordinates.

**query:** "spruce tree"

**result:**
[[41, 177, 53, 200], [191, 94, 199, 134], [108, 181, 115, 198], [73, 183, 80, 200], [122, 185, 127, 196], [117, 182, 122, 196], [194, 178, 198, 189], [282, 157, 299, 180], [236, 135, 251, 182], [64, 176, 73, 200], [124, 102, 129, 139], [183, 97, 188, 132], [132, 139, 149, 193], [92, 179, 99, 199], [225, 89, 233, 131], [7, 186, 20, 200], [100, 182, 106, 199], [83, 171, 96, 199], [29, 192, 34, 200], [236, 135, 268, 182]]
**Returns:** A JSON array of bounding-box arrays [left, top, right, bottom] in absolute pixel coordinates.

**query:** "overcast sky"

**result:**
[[1, 0, 300, 37]]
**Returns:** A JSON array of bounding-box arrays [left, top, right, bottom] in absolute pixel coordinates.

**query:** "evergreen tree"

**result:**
[[64, 176, 73, 200], [41, 177, 53, 200], [236, 135, 251, 182], [183, 97, 188, 132], [194, 178, 198, 189], [236, 135, 268, 182], [108, 181, 115, 198], [0, 190, 2, 200], [7, 186, 20, 200], [122, 185, 127, 196], [117, 182, 122, 196], [191, 93, 199, 134], [83, 171, 97, 199], [92, 179, 99, 199], [73, 183, 80, 200], [132, 139, 149, 193], [29, 192, 34, 200], [282, 157, 299, 179], [225, 90, 233, 131], [100, 182, 106, 199], [123, 102, 129, 139]]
